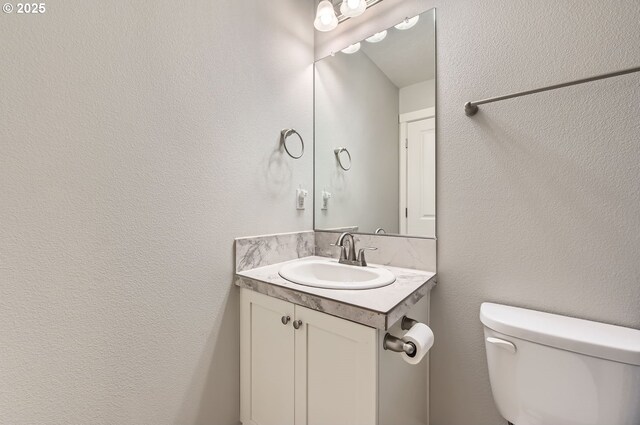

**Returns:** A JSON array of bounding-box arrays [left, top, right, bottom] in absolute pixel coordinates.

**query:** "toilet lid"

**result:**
[[480, 302, 640, 366]]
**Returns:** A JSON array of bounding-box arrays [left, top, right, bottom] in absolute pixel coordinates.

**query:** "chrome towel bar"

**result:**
[[465, 65, 640, 116]]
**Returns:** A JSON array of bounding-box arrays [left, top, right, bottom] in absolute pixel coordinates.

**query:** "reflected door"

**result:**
[[404, 117, 435, 237]]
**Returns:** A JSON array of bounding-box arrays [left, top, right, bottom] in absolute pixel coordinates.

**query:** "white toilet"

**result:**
[[480, 302, 640, 425]]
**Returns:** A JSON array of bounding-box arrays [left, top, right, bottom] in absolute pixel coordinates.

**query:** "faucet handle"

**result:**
[[357, 247, 377, 266]]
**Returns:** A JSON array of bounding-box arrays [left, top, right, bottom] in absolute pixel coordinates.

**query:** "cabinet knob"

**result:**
[[293, 320, 303, 329], [281, 315, 291, 325]]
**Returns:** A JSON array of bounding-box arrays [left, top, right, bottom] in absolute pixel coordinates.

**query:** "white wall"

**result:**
[[0, 1, 314, 424], [2, 1, 639, 424], [399, 79, 435, 114], [319, 1, 640, 424], [315, 51, 400, 234]]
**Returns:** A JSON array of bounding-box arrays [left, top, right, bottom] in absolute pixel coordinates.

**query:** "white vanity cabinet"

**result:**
[[240, 288, 377, 425]]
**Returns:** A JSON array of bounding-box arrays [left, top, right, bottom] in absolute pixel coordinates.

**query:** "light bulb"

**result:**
[[341, 42, 361, 54], [365, 30, 387, 43], [394, 15, 419, 30], [340, 0, 366, 18], [314, 0, 338, 32]]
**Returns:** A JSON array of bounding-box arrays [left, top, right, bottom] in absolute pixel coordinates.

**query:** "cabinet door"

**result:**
[[294, 306, 378, 425], [241, 289, 295, 425]]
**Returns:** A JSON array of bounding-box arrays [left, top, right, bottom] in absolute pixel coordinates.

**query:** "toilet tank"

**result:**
[[480, 303, 640, 425]]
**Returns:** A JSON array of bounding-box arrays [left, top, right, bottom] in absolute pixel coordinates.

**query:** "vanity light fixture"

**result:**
[[314, 0, 338, 32], [340, 0, 366, 18], [365, 30, 387, 43], [394, 15, 419, 30], [341, 42, 361, 54], [314, 0, 385, 32]]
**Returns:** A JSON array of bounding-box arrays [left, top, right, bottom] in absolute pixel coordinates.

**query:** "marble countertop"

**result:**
[[235, 256, 436, 330]]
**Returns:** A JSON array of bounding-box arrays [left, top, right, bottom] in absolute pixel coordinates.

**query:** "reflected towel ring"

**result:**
[[280, 129, 304, 159], [334, 147, 352, 171]]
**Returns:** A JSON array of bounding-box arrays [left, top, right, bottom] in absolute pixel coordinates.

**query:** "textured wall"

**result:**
[[319, 1, 640, 424], [315, 51, 400, 233], [0, 1, 313, 424]]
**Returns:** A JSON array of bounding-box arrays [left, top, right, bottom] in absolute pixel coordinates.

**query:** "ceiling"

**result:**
[[359, 9, 436, 88]]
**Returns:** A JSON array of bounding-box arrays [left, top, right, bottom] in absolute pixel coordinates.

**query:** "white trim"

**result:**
[[399, 123, 408, 234], [399, 107, 435, 124]]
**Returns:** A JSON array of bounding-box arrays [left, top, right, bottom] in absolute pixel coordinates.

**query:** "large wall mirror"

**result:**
[[314, 8, 436, 238]]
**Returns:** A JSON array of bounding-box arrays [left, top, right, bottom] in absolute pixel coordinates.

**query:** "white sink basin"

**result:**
[[278, 259, 396, 290]]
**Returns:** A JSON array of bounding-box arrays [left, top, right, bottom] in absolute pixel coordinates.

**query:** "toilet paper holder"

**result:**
[[383, 316, 419, 358]]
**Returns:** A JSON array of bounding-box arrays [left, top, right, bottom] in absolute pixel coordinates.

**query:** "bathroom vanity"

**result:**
[[235, 232, 436, 425], [239, 6, 439, 424], [240, 289, 378, 425]]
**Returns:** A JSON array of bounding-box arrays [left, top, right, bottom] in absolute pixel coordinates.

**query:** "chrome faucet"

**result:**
[[332, 232, 377, 267]]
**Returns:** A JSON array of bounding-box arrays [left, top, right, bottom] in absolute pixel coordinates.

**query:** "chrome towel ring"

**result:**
[[334, 147, 352, 171], [280, 129, 304, 159]]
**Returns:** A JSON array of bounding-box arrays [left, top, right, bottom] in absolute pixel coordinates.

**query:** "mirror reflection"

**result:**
[[314, 9, 436, 238]]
